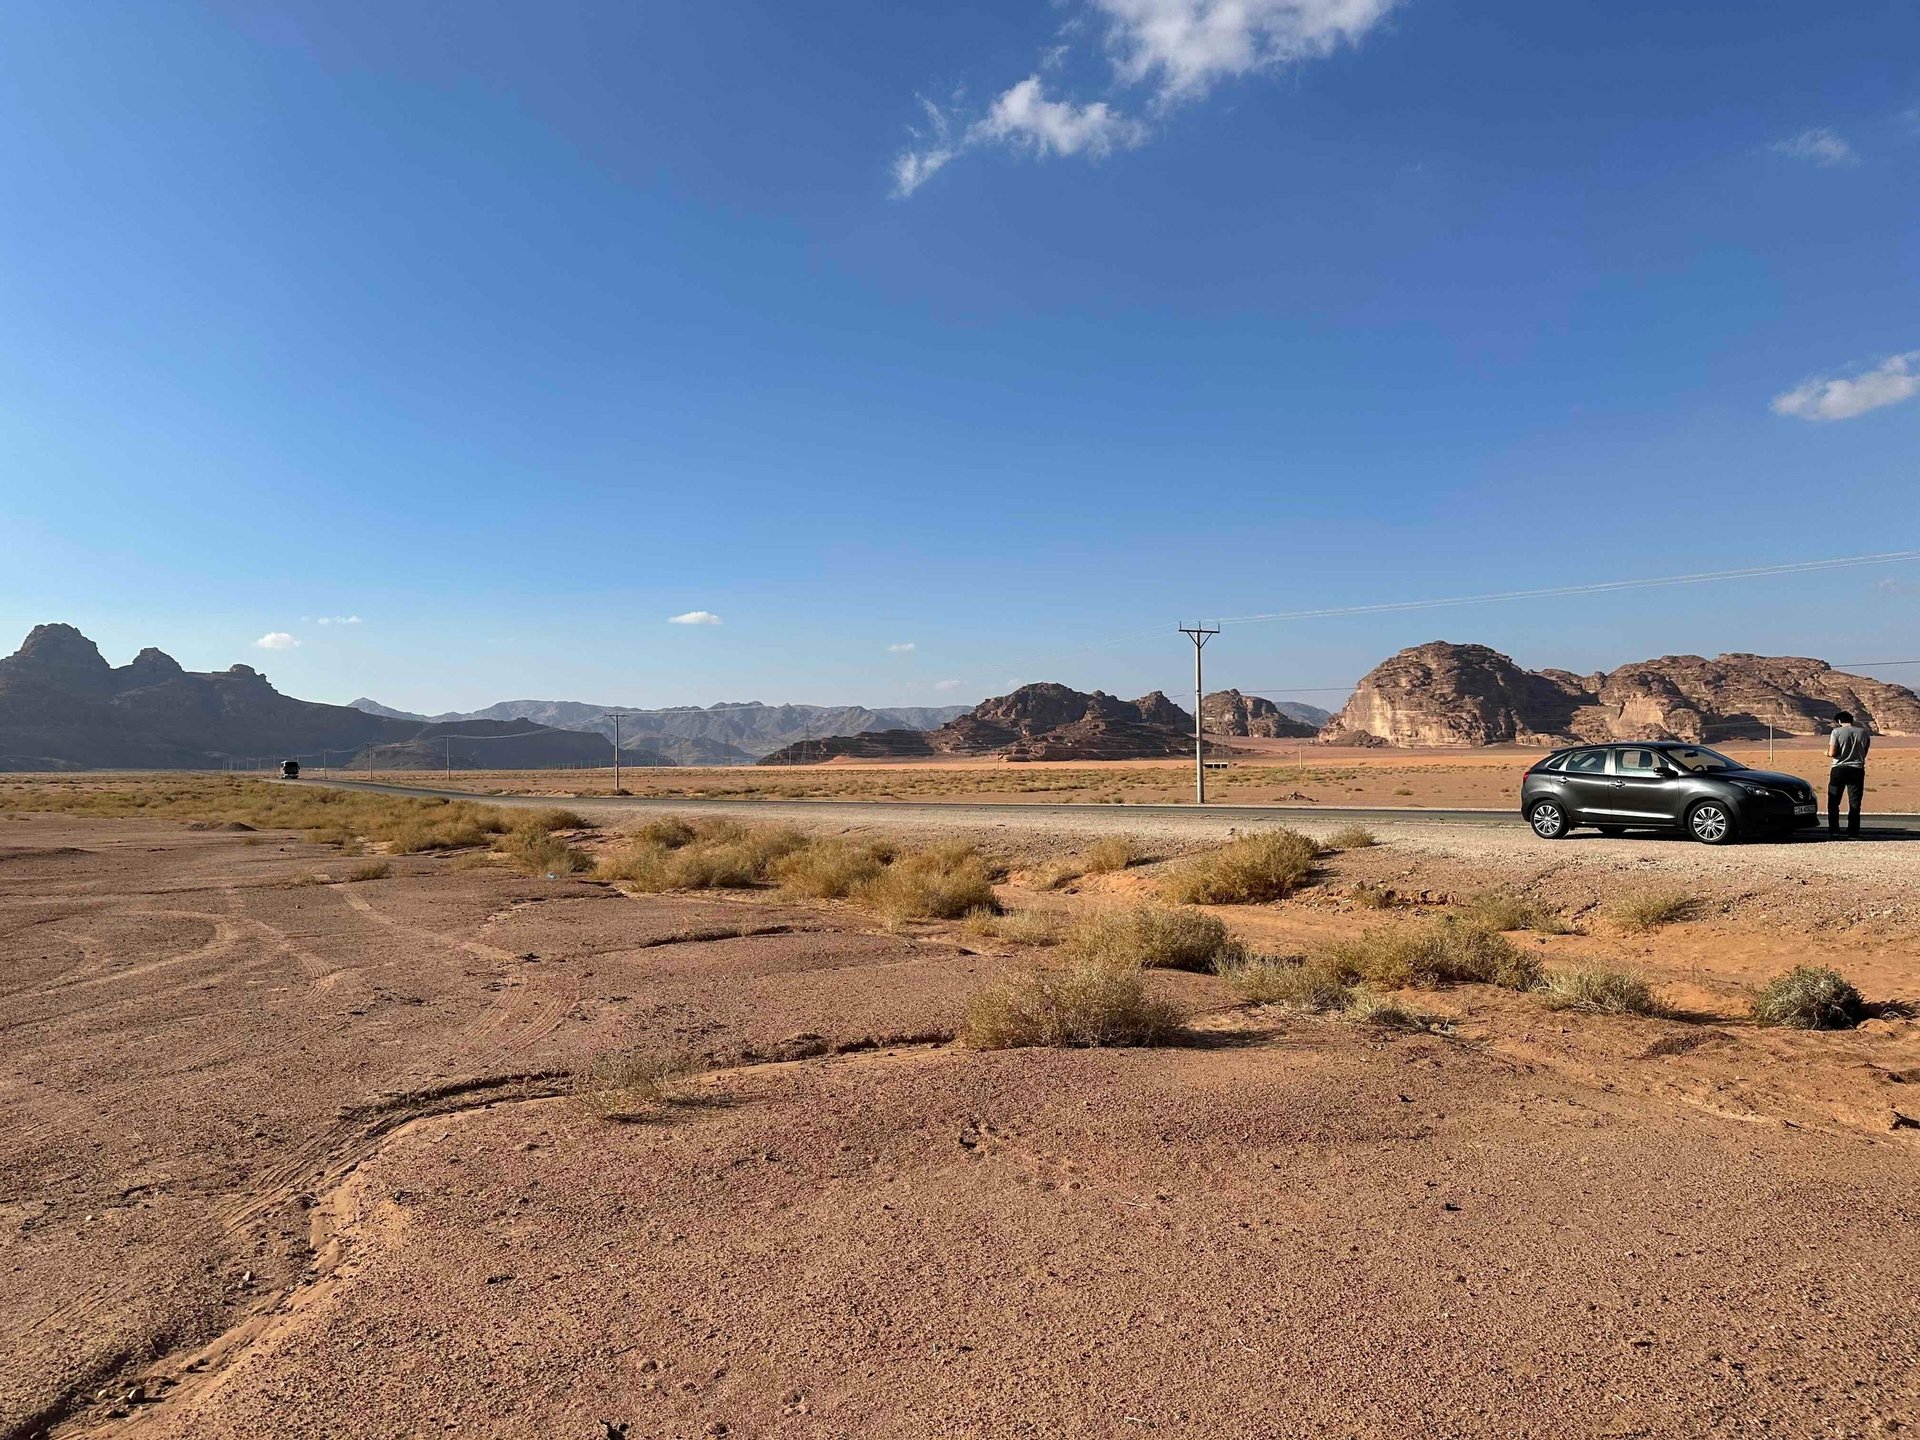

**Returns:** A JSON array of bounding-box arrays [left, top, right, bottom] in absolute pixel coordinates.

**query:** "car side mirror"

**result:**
[[1653, 765, 1678, 778]]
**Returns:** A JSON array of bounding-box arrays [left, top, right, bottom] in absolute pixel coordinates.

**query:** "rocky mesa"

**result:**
[[1321, 641, 1920, 747]]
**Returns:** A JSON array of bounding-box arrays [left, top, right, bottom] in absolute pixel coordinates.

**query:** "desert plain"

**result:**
[[2, 773, 1917, 1439]]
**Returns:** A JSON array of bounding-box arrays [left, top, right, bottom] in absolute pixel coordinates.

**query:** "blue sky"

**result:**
[[2, 0, 1916, 713]]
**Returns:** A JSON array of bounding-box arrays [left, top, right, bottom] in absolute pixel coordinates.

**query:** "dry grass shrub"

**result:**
[[1083, 836, 1138, 873], [1317, 919, 1542, 991], [1350, 882, 1396, 910], [597, 818, 806, 891], [1749, 966, 1865, 1030], [574, 1046, 698, 1120], [1605, 887, 1698, 934], [1161, 830, 1321, 905], [1324, 824, 1377, 850], [853, 840, 999, 921], [1345, 994, 1445, 1032], [961, 907, 1063, 946], [1541, 966, 1667, 1016], [347, 859, 392, 882], [497, 826, 591, 876], [963, 958, 1181, 1049], [1461, 890, 1576, 935], [1221, 954, 1353, 1012], [1031, 858, 1085, 891], [772, 840, 884, 899], [1062, 903, 1239, 973], [516, 807, 589, 834]]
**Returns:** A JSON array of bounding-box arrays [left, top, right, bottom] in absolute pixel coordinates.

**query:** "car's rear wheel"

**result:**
[[1686, 800, 1736, 845], [1528, 800, 1570, 839]]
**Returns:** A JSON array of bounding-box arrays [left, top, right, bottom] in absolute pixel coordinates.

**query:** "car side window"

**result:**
[[1562, 750, 1608, 774], [1616, 747, 1662, 775]]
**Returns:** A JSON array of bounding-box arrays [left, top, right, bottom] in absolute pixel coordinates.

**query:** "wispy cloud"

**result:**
[[887, 642, 917, 653], [892, 0, 1397, 195], [1772, 351, 1919, 422], [1874, 577, 1919, 597], [1771, 127, 1857, 167], [668, 610, 723, 626], [315, 614, 362, 626], [934, 678, 964, 692], [253, 631, 300, 650]]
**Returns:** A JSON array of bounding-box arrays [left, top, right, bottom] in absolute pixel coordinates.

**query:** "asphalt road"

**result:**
[[287, 777, 1920, 838]]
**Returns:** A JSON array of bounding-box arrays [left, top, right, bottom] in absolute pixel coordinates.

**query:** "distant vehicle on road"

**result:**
[[1521, 742, 1817, 845], [280, 760, 300, 779]]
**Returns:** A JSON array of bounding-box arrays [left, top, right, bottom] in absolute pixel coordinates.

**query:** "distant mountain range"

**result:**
[[0, 625, 668, 772], [349, 697, 973, 764]]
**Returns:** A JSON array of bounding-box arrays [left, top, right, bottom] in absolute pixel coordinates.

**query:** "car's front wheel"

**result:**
[[1686, 800, 1736, 845], [1528, 800, 1571, 839]]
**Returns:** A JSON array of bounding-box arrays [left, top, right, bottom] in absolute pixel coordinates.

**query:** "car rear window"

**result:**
[[1562, 750, 1608, 774]]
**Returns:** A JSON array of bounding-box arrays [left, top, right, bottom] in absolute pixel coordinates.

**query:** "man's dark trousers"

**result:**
[[1828, 766, 1864, 836]]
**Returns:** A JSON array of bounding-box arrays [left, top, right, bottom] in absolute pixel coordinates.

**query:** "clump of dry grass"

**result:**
[[1160, 829, 1321, 905], [1061, 903, 1239, 973], [1605, 887, 1698, 934], [635, 815, 697, 849], [496, 822, 591, 876], [596, 818, 806, 891], [347, 859, 391, 882], [963, 958, 1182, 1049], [1031, 858, 1085, 891], [574, 1046, 698, 1120], [1220, 954, 1353, 1012], [1460, 890, 1576, 935], [1350, 882, 1396, 910], [284, 872, 324, 888], [1083, 836, 1138, 873], [1749, 966, 1865, 1030], [772, 840, 884, 899], [1317, 919, 1542, 992], [515, 806, 589, 834], [853, 841, 999, 922], [961, 907, 1063, 946], [1324, 824, 1377, 850], [1345, 993, 1445, 1032], [1541, 966, 1667, 1016]]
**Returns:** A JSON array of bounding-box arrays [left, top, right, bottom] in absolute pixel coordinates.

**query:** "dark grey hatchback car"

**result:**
[[1521, 742, 1819, 844]]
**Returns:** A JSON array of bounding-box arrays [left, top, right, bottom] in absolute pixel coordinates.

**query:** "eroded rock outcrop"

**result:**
[[1202, 689, 1318, 739], [1322, 642, 1920, 746]]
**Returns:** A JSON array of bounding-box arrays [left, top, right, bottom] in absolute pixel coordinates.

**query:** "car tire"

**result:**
[[1528, 800, 1571, 839], [1686, 800, 1736, 846]]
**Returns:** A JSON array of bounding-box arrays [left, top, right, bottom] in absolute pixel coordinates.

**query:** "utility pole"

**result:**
[[445, 737, 453, 777], [608, 710, 629, 795], [1767, 722, 1774, 768], [1179, 624, 1220, 805]]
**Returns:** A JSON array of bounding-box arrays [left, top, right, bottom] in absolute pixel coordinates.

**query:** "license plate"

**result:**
[[1794, 803, 1815, 815]]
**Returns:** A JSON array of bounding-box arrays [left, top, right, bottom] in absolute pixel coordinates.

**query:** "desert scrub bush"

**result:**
[[596, 819, 806, 891], [961, 907, 1063, 946], [1460, 890, 1576, 935], [963, 958, 1182, 1049], [1605, 887, 1698, 934], [1324, 824, 1377, 850], [773, 840, 884, 899], [496, 826, 591, 876], [1350, 882, 1396, 910], [634, 815, 697, 849], [1749, 966, 1865, 1030], [1083, 836, 1138, 873], [1160, 829, 1321, 905], [853, 841, 998, 921], [515, 806, 589, 834], [1030, 858, 1085, 891], [1317, 919, 1542, 992], [346, 859, 392, 882], [1345, 993, 1444, 1032], [1220, 954, 1353, 1012], [574, 1046, 697, 1120], [1061, 903, 1239, 973], [1541, 966, 1667, 1016]]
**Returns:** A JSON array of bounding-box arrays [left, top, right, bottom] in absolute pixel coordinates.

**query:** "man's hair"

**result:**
[[1833, 710, 1854, 725]]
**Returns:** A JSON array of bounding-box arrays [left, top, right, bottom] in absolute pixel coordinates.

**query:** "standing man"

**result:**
[[1826, 710, 1871, 839]]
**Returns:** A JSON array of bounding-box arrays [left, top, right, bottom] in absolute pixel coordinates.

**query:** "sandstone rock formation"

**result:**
[[1202, 689, 1318, 739], [1322, 642, 1920, 747]]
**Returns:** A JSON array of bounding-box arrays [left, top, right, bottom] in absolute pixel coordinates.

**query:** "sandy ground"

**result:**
[[339, 734, 1920, 812], [4, 811, 1918, 1439]]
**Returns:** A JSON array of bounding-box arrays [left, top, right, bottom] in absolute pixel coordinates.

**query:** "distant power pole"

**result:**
[[608, 710, 630, 795], [1180, 624, 1220, 805], [445, 737, 453, 777]]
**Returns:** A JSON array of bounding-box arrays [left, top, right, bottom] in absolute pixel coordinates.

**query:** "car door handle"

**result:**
[[1609, 781, 1625, 788]]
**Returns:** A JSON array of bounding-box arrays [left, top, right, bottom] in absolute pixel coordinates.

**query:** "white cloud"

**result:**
[[1772, 128, 1857, 167], [891, 0, 1396, 192], [887, 642, 917, 653], [1097, 0, 1399, 102], [1874, 577, 1919, 597], [1772, 351, 1920, 422], [934, 678, 964, 691], [254, 632, 300, 651], [974, 76, 1147, 158], [315, 614, 362, 626], [668, 611, 723, 626]]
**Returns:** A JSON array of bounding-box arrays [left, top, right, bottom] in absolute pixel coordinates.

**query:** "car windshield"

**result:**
[[1664, 746, 1744, 774]]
